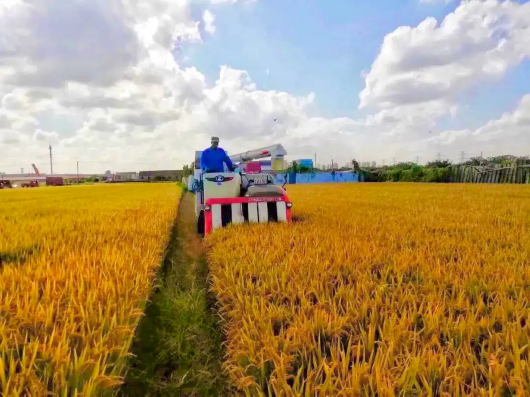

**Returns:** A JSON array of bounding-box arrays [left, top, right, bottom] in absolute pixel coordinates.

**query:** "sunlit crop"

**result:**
[[0, 184, 181, 396], [207, 183, 530, 396]]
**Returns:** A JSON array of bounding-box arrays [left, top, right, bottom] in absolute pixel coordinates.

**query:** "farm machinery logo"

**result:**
[[206, 175, 234, 185]]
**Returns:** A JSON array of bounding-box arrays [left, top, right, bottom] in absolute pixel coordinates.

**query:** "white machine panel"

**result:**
[[212, 204, 222, 230], [203, 172, 241, 202], [258, 202, 268, 223], [276, 201, 287, 222], [248, 203, 258, 223], [231, 203, 243, 224]]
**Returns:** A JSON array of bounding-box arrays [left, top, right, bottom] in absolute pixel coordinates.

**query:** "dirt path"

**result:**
[[121, 192, 231, 396]]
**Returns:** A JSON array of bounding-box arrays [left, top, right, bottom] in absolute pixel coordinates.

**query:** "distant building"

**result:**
[[114, 172, 138, 182], [46, 176, 64, 186], [139, 170, 183, 181]]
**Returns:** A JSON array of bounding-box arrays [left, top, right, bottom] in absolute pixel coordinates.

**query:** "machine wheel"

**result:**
[[197, 210, 205, 237]]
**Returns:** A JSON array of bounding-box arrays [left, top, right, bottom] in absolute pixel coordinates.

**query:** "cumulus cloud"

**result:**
[[423, 94, 530, 155], [1, 130, 20, 144], [360, 0, 530, 111], [0, 0, 529, 174], [203, 10, 215, 34], [34, 129, 59, 141], [1, 0, 139, 88]]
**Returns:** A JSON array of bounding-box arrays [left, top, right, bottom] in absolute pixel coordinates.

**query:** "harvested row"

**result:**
[[207, 183, 530, 396], [0, 184, 181, 396]]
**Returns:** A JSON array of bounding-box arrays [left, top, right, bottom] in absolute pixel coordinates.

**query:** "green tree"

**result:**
[[426, 159, 452, 168], [351, 159, 361, 173], [288, 161, 299, 173]]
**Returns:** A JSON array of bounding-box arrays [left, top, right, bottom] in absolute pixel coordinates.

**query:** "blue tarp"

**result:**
[[274, 172, 361, 184]]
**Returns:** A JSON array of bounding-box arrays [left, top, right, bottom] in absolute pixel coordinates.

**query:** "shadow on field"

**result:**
[[0, 245, 40, 268], [291, 214, 307, 224], [120, 193, 231, 397]]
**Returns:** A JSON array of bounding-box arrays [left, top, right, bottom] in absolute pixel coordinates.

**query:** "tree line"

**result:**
[[362, 155, 529, 183]]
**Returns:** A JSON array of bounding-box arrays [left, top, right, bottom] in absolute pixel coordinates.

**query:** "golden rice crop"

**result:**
[[207, 183, 530, 396], [0, 184, 181, 396]]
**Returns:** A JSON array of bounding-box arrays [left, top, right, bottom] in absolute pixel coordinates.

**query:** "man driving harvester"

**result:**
[[194, 139, 292, 235], [200, 136, 235, 173]]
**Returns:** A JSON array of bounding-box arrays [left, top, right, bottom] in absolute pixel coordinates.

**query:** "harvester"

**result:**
[[191, 144, 292, 235]]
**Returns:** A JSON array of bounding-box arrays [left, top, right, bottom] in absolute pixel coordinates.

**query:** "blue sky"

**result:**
[[186, 0, 530, 130], [187, 0, 458, 118]]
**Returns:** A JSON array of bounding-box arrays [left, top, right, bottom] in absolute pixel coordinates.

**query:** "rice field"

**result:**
[[207, 183, 530, 396], [0, 184, 181, 396], [3, 182, 530, 396]]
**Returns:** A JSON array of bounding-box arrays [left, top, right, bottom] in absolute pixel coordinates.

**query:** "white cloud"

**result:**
[[0, 0, 140, 88], [1, 130, 20, 144], [203, 10, 215, 34], [360, 0, 530, 111], [474, 94, 530, 142], [423, 94, 530, 155], [0, 0, 529, 174]]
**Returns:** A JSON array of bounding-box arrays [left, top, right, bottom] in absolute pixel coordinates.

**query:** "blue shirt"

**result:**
[[200, 147, 234, 173]]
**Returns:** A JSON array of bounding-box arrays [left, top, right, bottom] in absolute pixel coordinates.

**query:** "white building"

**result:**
[[114, 172, 138, 181]]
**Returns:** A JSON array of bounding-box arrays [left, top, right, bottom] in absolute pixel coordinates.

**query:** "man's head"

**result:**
[[211, 136, 219, 149]]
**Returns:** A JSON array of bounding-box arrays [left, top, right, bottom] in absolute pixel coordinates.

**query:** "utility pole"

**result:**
[[77, 161, 79, 185], [49, 144, 53, 175], [437, 152, 442, 161], [415, 156, 419, 164], [460, 151, 466, 163], [331, 159, 334, 170], [21, 168, 24, 175], [392, 157, 396, 165]]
